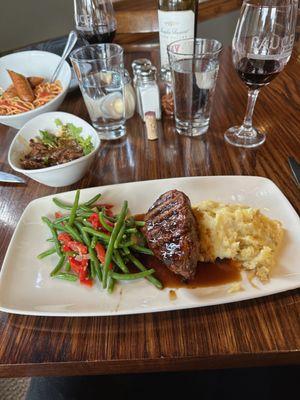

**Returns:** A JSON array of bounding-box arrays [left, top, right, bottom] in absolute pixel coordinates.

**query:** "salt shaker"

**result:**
[[132, 58, 152, 115], [136, 65, 161, 121], [131, 58, 152, 86]]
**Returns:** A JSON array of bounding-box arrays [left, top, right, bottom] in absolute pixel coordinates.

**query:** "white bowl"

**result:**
[[8, 112, 101, 187], [0, 51, 71, 129]]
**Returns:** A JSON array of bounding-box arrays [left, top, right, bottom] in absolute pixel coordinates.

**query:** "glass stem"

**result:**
[[242, 89, 259, 130]]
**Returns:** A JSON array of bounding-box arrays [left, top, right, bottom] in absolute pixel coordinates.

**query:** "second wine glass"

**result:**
[[74, 0, 117, 44], [224, 0, 298, 148]]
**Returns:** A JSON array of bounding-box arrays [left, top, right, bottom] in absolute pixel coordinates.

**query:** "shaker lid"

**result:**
[[136, 65, 157, 83], [160, 66, 172, 84], [132, 58, 152, 74]]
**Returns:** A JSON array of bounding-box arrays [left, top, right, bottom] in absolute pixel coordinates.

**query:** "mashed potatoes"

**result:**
[[192, 201, 283, 282]]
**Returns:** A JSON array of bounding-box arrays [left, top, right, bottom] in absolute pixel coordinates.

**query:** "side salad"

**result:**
[[38, 190, 163, 292], [21, 119, 94, 170]]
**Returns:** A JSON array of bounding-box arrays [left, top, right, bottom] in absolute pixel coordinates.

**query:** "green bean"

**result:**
[[54, 273, 78, 282], [90, 261, 96, 279], [68, 190, 80, 226], [91, 236, 98, 248], [135, 220, 145, 227], [52, 223, 83, 243], [65, 261, 71, 272], [76, 211, 94, 218], [81, 220, 93, 228], [125, 216, 135, 228], [99, 211, 114, 232], [107, 276, 115, 293], [119, 240, 135, 248], [110, 269, 155, 280], [103, 201, 128, 288], [54, 215, 69, 223], [125, 228, 137, 234], [95, 262, 103, 283], [122, 247, 130, 256], [112, 249, 129, 273], [114, 224, 125, 249], [41, 217, 62, 257], [52, 198, 71, 209], [79, 204, 95, 213], [50, 254, 66, 277], [128, 253, 163, 289], [84, 193, 101, 207], [130, 245, 154, 256], [54, 211, 93, 225], [74, 221, 91, 246], [87, 245, 102, 283], [82, 227, 110, 242], [37, 247, 56, 259], [102, 214, 116, 223]]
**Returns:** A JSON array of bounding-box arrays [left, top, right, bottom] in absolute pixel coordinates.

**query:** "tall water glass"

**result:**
[[168, 38, 222, 137], [71, 43, 126, 140]]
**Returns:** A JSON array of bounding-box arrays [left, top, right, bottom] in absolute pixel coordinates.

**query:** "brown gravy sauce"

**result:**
[[139, 255, 241, 289], [134, 214, 241, 289]]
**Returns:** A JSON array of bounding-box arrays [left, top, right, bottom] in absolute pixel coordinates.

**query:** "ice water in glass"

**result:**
[[168, 38, 222, 137]]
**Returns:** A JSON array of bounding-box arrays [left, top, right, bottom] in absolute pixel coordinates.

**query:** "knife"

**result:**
[[0, 171, 26, 184], [288, 157, 300, 186]]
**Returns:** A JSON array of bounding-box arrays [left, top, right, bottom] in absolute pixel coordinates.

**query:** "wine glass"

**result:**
[[224, 0, 298, 148], [74, 0, 117, 44]]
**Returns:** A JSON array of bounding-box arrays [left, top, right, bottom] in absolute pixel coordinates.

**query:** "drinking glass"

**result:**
[[70, 43, 126, 140], [224, 0, 298, 148], [167, 38, 222, 137], [74, 0, 116, 44]]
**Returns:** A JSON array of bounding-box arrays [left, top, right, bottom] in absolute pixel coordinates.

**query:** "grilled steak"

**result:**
[[143, 190, 200, 280]]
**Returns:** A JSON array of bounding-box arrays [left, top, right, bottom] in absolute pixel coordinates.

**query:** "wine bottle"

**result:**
[[158, 0, 198, 68]]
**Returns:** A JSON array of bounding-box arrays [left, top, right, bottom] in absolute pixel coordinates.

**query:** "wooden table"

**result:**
[[0, 41, 299, 377]]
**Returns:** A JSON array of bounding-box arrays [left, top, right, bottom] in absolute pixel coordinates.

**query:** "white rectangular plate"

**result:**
[[0, 176, 299, 317]]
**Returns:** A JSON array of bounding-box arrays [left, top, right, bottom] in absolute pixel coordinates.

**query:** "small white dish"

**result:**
[[0, 50, 71, 129], [8, 111, 100, 187], [0, 176, 299, 317]]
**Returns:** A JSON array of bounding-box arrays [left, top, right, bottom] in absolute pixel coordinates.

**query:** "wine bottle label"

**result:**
[[158, 10, 195, 67]]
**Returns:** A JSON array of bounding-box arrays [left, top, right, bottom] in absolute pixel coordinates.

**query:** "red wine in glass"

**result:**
[[236, 57, 281, 90], [77, 27, 116, 44], [224, 0, 298, 149], [74, 0, 116, 44]]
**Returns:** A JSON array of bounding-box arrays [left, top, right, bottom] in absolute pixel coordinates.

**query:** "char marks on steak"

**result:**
[[143, 190, 200, 280]]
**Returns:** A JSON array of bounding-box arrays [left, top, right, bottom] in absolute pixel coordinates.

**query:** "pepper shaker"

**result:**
[[160, 67, 174, 117]]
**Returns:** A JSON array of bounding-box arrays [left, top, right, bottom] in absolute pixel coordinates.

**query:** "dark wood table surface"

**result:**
[[0, 39, 299, 378]]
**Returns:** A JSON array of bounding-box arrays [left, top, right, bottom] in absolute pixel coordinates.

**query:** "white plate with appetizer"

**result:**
[[8, 111, 100, 187], [0, 50, 71, 129], [0, 176, 299, 316]]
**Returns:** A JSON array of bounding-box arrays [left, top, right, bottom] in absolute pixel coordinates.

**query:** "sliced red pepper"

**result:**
[[58, 232, 87, 255], [87, 213, 101, 229], [62, 244, 72, 252], [80, 277, 93, 287], [68, 241, 87, 255], [68, 256, 82, 274], [68, 257, 92, 286], [58, 232, 72, 244], [55, 211, 63, 219], [87, 212, 112, 233], [95, 243, 113, 270]]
